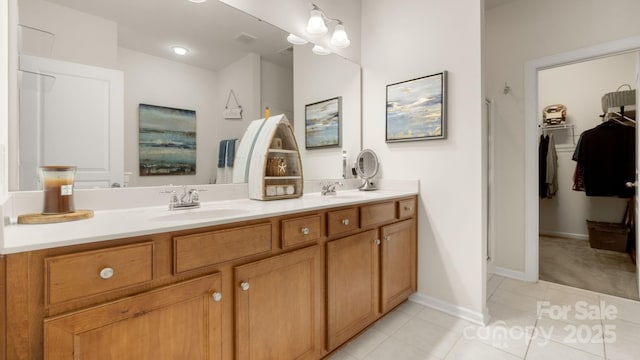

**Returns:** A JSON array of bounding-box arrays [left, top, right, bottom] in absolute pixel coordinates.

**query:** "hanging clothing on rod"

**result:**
[[572, 120, 635, 197], [539, 133, 558, 199]]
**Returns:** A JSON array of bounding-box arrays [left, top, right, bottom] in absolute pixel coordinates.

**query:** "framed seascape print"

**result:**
[[139, 103, 197, 176], [386, 71, 447, 142], [305, 96, 341, 149]]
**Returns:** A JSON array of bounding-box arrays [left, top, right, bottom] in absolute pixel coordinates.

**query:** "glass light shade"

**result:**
[[306, 9, 328, 35], [312, 44, 331, 56], [287, 33, 308, 45], [330, 24, 351, 48]]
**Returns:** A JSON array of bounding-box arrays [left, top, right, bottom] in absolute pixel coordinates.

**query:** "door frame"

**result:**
[[524, 35, 640, 282]]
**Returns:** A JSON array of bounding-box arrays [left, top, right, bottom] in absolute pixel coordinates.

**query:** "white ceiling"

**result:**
[[46, 0, 293, 71]]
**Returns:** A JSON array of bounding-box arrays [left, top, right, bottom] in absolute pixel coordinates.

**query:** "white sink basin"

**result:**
[[151, 208, 251, 222]]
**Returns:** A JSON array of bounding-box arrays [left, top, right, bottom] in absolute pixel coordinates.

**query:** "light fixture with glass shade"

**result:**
[[287, 33, 308, 45], [311, 44, 331, 56], [306, 5, 328, 35], [289, 3, 351, 55], [330, 22, 350, 48]]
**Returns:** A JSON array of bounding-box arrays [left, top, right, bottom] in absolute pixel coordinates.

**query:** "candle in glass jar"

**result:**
[[39, 166, 76, 214]]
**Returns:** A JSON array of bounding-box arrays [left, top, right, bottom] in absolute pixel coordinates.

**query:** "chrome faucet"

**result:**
[[321, 181, 343, 196], [162, 186, 205, 210]]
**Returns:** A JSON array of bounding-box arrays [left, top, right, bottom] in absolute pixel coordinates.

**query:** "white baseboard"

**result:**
[[409, 292, 489, 326], [539, 230, 588, 241], [493, 266, 529, 282]]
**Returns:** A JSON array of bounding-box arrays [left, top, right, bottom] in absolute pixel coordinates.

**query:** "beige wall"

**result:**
[[293, 44, 361, 180], [486, 0, 640, 273], [362, 0, 486, 318], [117, 48, 220, 187]]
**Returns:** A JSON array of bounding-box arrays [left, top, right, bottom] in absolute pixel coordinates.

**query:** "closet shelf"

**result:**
[[540, 123, 575, 144], [540, 123, 574, 130]]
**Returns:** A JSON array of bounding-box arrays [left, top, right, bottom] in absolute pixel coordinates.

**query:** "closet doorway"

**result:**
[[537, 52, 639, 300]]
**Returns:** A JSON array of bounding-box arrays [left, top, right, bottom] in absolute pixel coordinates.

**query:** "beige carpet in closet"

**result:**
[[539, 235, 639, 300]]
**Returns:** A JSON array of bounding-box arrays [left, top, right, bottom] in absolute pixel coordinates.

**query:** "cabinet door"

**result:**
[[235, 245, 321, 360], [380, 219, 417, 313], [326, 230, 379, 350], [44, 273, 223, 360]]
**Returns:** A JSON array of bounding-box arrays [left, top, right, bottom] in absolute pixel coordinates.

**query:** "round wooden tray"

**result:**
[[17, 209, 94, 224]]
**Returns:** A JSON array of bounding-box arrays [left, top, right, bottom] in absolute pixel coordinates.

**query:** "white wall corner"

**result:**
[[409, 292, 490, 326]]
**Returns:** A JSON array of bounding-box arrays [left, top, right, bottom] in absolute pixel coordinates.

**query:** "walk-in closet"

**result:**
[[538, 52, 638, 300]]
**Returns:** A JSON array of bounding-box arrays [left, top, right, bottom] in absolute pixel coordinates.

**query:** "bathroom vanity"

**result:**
[[0, 189, 417, 359]]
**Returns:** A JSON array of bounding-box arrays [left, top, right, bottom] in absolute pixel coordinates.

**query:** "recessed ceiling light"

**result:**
[[172, 46, 189, 55], [189, 0, 207, 3]]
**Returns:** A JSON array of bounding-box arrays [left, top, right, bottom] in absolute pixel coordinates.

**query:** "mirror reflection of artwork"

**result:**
[[139, 104, 196, 176], [386, 71, 447, 142], [305, 97, 342, 149]]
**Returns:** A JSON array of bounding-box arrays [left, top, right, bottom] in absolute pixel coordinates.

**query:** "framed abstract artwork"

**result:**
[[386, 71, 447, 142], [305, 96, 341, 149], [139, 103, 197, 176]]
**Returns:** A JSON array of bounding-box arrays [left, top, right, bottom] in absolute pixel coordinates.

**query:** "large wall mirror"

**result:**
[[11, 0, 361, 190]]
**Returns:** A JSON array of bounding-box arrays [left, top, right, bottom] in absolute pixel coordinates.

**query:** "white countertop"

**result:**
[[2, 189, 417, 254]]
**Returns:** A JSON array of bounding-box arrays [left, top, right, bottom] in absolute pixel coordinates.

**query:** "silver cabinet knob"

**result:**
[[240, 282, 250, 291], [212, 292, 222, 302], [404, 206, 413, 211], [99, 267, 114, 279], [384, 235, 391, 241], [626, 181, 637, 188], [341, 219, 350, 225], [301, 227, 310, 235], [374, 239, 381, 245]]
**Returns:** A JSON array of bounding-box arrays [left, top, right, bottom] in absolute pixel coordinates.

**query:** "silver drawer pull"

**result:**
[[384, 235, 391, 241], [404, 206, 413, 211], [374, 239, 381, 245], [212, 292, 222, 302], [301, 227, 310, 235], [99, 267, 114, 280], [240, 282, 250, 291], [341, 219, 350, 225]]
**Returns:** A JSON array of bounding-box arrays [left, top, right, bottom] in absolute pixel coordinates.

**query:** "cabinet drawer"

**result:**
[[361, 202, 396, 227], [174, 223, 272, 274], [398, 198, 416, 218], [282, 215, 321, 249], [327, 208, 359, 236], [45, 242, 154, 306]]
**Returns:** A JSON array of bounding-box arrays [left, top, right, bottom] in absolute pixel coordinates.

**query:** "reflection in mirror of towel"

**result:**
[[217, 139, 239, 184]]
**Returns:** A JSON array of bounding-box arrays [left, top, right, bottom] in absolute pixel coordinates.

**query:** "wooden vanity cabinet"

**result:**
[[1, 195, 417, 360], [380, 219, 417, 313], [44, 273, 223, 360], [234, 245, 322, 360], [326, 230, 379, 350], [326, 199, 417, 351]]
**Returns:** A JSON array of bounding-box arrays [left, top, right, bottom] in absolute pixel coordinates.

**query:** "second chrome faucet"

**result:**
[[321, 181, 343, 196], [162, 186, 205, 210]]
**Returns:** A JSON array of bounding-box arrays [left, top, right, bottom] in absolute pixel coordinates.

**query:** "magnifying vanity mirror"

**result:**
[[355, 149, 379, 191]]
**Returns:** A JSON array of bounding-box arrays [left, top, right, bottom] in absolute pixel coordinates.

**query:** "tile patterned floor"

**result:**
[[329, 275, 640, 359]]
